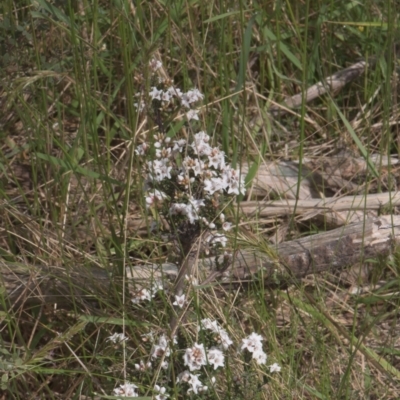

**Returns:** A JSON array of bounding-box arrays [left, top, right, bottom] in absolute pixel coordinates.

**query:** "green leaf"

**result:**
[[262, 26, 302, 71], [235, 14, 257, 94]]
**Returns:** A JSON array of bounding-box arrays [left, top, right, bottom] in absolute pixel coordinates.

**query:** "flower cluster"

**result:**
[[241, 332, 267, 365], [110, 321, 281, 397], [108, 58, 280, 398]]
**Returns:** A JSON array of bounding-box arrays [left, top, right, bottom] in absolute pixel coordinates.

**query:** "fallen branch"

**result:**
[[3, 215, 399, 306]]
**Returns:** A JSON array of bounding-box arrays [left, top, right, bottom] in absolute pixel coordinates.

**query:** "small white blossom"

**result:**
[[134, 360, 152, 371], [186, 109, 199, 121], [269, 363, 281, 373], [149, 86, 162, 100], [183, 342, 207, 371], [187, 374, 205, 394], [131, 288, 152, 304], [154, 385, 169, 400], [241, 332, 264, 353], [151, 334, 171, 359], [208, 147, 225, 170], [135, 142, 149, 155], [207, 347, 225, 370], [222, 222, 232, 231], [149, 58, 162, 72], [145, 189, 167, 208], [185, 274, 198, 285], [199, 319, 233, 349], [113, 382, 138, 397], [106, 333, 128, 344], [173, 294, 186, 308], [241, 332, 267, 365], [253, 349, 267, 365]]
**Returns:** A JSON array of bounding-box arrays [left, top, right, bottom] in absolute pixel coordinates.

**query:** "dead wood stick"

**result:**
[[269, 59, 371, 116], [2, 216, 399, 304]]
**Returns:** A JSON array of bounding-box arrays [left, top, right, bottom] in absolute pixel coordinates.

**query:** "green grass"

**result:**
[[0, 0, 400, 398]]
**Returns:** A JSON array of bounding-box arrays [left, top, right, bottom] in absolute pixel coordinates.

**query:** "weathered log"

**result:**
[[3, 215, 396, 306]]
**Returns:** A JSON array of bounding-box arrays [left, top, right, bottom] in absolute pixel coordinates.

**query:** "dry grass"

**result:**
[[0, 0, 399, 399]]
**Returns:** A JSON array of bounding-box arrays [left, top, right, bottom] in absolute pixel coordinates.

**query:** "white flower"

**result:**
[[154, 385, 169, 400], [113, 382, 138, 397], [241, 332, 264, 353], [187, 374, 204, 394], [208, 147, 225, 170], [207, 347, 225, 370], [131, 288, 152, 304], [269, 362, 281, 373], [185, 274, 198, 285], [222, 222, 232, 231], [177, 370, 191, 383], [151, 334, 171, 359], [183, 343, 207, 371], [172, 139, 186, 153], [199, 319, 233, 349], [149, 86, 162, 100], [133, 100, 145, 112], [253, 349, 267, 365], [134, 360, 152, 371], [166, 86, 183, 98], [221, 167, 246, 195], [106, 333, 128, 344], [149, 58, 162, 72], [145, 189, 167, 208], [147, 159, 172, 181], [173, 294, 186, 308], [186, 109, 199, 121], [204, 176, 226, 195], [160, 91, 172, 103], [241, 332, 267, 364], [135, 142, 149, 155]]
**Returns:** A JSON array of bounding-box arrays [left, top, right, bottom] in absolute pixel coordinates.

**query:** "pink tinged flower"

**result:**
[[107, 332, 128, 344], [183, 343, 207, 371], [149, 86, 162, 100], [269, 363, 281, 373], [222, 222, 232, 231], [113, 382, 138, 397], [186, 109, 200, 121], [222, 167, 246, 195], [207, 348, 225, 370], [208, 148, 226, 170], [173, 294, 186, 308]]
